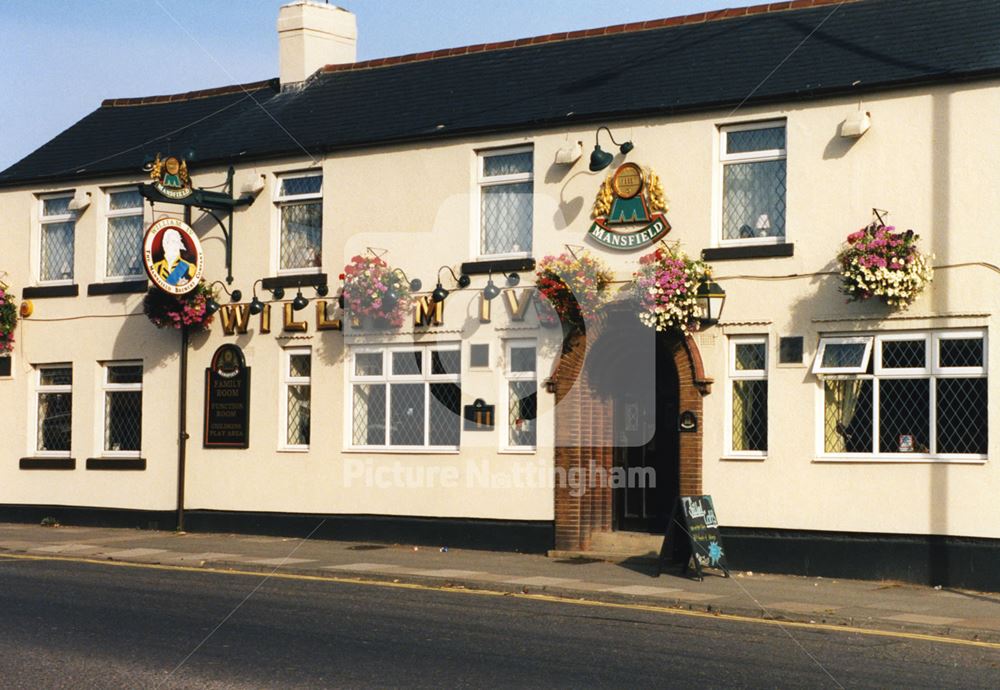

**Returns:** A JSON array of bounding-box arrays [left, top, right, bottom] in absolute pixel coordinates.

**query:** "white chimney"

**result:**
[[278, 1, 357, 85]]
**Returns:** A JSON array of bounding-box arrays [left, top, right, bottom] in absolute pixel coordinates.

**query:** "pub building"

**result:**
[[1, 0, 998, 589]]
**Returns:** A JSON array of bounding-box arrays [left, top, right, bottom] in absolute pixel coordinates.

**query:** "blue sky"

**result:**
[[0, 0, 761, 171]]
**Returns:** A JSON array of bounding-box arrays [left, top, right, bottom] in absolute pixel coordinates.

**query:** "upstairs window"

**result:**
[[39, 194, 76, 283], [105, 188, 145, 279], [720, 122, 786, 244], [276, 172, 323, 272], [478, 147, 533, 257]]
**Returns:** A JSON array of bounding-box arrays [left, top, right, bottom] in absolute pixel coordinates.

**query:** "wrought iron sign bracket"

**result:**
[[138, 166, 257, 285]]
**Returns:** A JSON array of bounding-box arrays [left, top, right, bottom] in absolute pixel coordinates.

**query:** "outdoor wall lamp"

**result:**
[[589, 126, 634, 172], [432, 265, 471, 303], [205, 280, 243, 316], [482, 270, 520, 301], [696, 280, 727, 326]]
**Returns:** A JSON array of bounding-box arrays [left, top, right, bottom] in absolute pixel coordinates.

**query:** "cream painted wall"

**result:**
[[1, 80, 999, 537]]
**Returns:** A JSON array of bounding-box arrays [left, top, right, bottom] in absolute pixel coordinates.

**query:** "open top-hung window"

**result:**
[[720, 121, 786, 244], [276, 172, 322, 272], [478, 147, 533, 258], [815, 331, 987, 459]]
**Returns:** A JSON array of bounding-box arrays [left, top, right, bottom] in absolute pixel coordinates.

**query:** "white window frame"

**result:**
[[815, 329, 988, 462], [346, 343, 462, 452], [274, 171, 323, 276], [502, 339, 537, 452], [717, 120, 787, 248], [100, 361, 143, 458], [725, 335, 768, 458], [474, 145, 534, 260], [812, 336, 874, 376], [37, 192, 76, 285], [101, 186, 146, 282], [280, 347, 312, 451], [873, 332, 930, 377], [33, 363, 72, 458]]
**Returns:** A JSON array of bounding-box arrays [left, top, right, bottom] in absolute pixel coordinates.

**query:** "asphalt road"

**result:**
[[0, 557, 998, 689]]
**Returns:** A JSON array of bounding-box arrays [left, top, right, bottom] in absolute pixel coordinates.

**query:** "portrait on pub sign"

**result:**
[[143, 218, 205, 295]]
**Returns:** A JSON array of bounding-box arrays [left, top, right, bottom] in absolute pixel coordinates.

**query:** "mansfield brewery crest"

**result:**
[[587, 162, 670, 250], [148, 153, 193, 199]]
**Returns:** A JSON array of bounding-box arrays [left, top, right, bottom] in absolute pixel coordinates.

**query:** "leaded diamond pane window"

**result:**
[[823, 379, 874, 453], [103, 363, 142, 455], [480, 148, 533, 257], [283, 349, 311, 448], [729, 336, 768, 454], [43, 197, 72, 216], [878, 379, 930, 453], [107, 215, 144, 278], [722, 161, 786, 240], [280, 175, 322, 197], [508, 380, 537, 448], [37, 365, 72, 454], [936, 378, 987, 454], [721, 123, 786, 242], [351, 345, 461, 448], [819, 330, 987, 458], [279, 201, 322, 270], [109, 190, 143, 211], [40, 221, 75, 281], [505, 341, 537, 449], [105, 391, 142, 452], [939, 338, 984, 369], [286, 385, 311, 447], [732, 380, 767, 451], [880, 339, 926, 370]]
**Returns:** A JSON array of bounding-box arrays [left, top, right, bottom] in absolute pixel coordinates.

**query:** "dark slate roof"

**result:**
[[4, 0, 1000, 187]]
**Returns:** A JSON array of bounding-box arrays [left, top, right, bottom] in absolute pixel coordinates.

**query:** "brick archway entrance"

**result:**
[[548, 306, 712, 552]]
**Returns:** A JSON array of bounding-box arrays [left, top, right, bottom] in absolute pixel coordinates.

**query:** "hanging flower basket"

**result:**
[[632, 242, 710, 334], [143, 280, 217, 331], [535, 251, 614, 332], [0, 284, 17, 353], [837, 223, 932, 308], [341, 255, 411, 328]]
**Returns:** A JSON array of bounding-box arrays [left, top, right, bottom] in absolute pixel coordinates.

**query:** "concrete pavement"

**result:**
[[2, 521, 1000, 645]]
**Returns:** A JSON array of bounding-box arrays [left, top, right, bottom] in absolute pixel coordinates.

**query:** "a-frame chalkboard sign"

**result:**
[[657, 495, 730, 580]]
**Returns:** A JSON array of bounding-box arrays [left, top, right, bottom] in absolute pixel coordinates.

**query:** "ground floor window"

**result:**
[[350, 343, 461, 449], [728, 336, 768, 455], [816, 330, 987, 458], [35, 364, 72, 455], [102, 362, 142, 456], [505, 340, 537, 449], [282, 348, 311, 449]]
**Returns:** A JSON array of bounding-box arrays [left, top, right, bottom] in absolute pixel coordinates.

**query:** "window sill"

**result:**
[[86, 457, 146, 470], [720, 454, 767, 462], [87, 279, 148, 296], [702, 243, 794, 261], [461, 258, 536, 276], [262, 273, 328, 291], [20, 457, 75, 470], [23, 284, 80, 299], [813, 455, 987, 465], [278, 447, 310, 453], [342, 447, 462, 455], [499, 447, 537, 455]]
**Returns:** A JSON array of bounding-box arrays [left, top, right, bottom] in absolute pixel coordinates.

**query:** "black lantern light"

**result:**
[[589, 126, 634, 172], [291, 289, 309, 311], [696, 280, 727, 326], [206, 280, 242, 316], [483, 272, 501, 301], [248, 279, 266, 315], [432, 265, 471, 303]]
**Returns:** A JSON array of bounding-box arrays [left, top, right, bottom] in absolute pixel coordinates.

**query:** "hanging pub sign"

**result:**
[[204, 344, 251, 449], [149, 153, 193, 199], [143, 217, 204, 295], [587, 162, 671, 250]]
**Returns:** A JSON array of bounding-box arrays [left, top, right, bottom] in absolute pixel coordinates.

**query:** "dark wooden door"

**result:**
[[614, 334, 680, 533]]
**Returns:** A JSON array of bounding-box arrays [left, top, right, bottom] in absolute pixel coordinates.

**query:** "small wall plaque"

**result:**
[[464, 399, 495, 431]]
